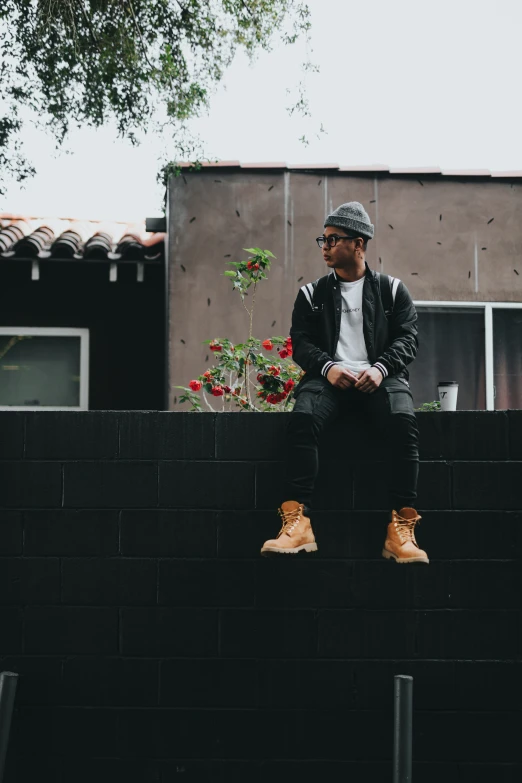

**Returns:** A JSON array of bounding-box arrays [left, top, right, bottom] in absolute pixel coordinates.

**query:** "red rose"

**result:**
[[209, 341, 222, 352], [278, 349, 289, 359], [247, 260, 260, 270], [223, 385, 231, 393], [262, 340, 273, 350], [268, 365, 280, 376], [189, 380, 202, 392], [283, 379, 295, 393], [211, 386, 224, 397]]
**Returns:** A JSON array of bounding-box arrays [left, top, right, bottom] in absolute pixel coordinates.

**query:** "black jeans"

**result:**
[[285, 375, 419, 514]]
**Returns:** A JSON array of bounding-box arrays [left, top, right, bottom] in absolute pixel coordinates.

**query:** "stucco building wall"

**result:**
[[167, 169, 522, 409]]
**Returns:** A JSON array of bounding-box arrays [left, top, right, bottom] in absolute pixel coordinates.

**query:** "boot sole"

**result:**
[[260, 542, 318, 557], [382, 548, 429, 564]]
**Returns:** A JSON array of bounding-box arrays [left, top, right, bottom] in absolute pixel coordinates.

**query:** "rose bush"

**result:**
[[174, 247, 305, 412]]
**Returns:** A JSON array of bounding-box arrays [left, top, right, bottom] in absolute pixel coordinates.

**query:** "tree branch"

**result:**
[[76, 0, 102, 52], [124, 0, 154, 70]]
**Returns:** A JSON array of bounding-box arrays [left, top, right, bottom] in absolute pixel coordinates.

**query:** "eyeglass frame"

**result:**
[[315, 233, 362, 249]]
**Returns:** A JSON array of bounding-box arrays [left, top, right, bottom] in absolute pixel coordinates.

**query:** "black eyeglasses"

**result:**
[[316, 234, 358, 249]]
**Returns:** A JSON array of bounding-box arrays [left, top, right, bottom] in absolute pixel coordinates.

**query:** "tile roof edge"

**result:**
[[338, 165, 389, 172], [389, 167, 442, 174], [0, 213, 145, 224], [240, 162, 287, 168], [140, 233, 166, 247], [288, 163, 340, 169], [175, 160, 241, 168], [441, 169, 491, 177], [490, 171, 522, 178], [173, 161, 522, 178]]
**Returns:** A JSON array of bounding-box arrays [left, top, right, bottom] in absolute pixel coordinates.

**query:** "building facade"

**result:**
[[0, 215, 166, 410], [167, 164, 522, 410]]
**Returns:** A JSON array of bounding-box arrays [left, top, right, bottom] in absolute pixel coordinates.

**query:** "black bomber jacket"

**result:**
[[290, 262, 418, 394]]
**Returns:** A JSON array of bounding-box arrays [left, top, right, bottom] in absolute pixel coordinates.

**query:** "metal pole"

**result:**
[[0, 672, 19, 783], [393, 674, 413, 783]]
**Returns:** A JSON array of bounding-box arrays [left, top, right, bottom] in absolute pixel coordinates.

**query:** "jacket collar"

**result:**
[[332, 261, 373, 283]]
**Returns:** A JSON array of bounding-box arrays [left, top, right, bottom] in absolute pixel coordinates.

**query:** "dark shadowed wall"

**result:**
[[1, 410, 521, 782], [0, 260, 165, 410]]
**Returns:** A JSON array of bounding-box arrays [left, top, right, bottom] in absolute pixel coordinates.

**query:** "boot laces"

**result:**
[[394, 513, 421, 546], [277, 505, 302, 538]]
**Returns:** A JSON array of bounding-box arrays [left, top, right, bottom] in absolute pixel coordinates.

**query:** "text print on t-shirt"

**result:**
[[342, 307, 360, 313]]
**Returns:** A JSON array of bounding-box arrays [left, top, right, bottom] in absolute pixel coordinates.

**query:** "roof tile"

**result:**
[[0, 214, 165, 262]]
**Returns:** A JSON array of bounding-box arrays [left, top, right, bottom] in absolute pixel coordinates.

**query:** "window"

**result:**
[[493, 309, 522, 409], [411, 302, 522, 410], [0, 328, 89, 410], [410, 307, 486, 410]]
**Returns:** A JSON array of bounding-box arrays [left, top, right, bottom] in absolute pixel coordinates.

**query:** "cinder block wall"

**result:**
[[0, 411, 521, 783]]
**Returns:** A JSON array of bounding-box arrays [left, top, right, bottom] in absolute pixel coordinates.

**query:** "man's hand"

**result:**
[[326, 365, 358, 389], [354, 367, 384, 394]]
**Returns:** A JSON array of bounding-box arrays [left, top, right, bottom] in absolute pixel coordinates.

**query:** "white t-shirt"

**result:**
[[333, 277, 371, 375]]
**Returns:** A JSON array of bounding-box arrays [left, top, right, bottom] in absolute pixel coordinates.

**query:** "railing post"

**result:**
[[0, 672, 19, 783], [393, 674, 413, 783]]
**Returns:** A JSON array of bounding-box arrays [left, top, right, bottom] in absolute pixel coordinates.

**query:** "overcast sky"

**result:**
[[3, 0, 522, 221]]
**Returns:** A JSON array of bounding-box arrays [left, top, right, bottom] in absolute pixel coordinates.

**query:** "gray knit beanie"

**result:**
[[324, 201, 374, 239]]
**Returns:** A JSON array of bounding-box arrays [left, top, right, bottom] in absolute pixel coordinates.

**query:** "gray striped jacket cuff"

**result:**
[[321, 361, 338, 378], [373, 362, 389, 378]]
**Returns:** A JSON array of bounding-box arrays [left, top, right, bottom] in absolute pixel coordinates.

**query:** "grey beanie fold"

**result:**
[[324, 201, 374, 239]]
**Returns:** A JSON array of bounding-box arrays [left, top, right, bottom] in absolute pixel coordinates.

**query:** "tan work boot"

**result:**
[[260, 500, 318, 556], [382, 507, 429, 564]]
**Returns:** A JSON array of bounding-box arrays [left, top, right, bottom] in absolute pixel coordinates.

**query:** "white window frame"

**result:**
[[414, 301, 522, 411], [0, 327, 89, 411]]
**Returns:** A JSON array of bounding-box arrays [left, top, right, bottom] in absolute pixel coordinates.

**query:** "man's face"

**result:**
[[321, 226, 358, 270]]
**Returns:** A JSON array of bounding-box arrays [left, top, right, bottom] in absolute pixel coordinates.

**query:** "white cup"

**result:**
[[438, 382, 459, 411]]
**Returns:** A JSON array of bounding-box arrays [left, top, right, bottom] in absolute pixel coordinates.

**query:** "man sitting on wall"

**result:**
[[260, 201, 429, 564]]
